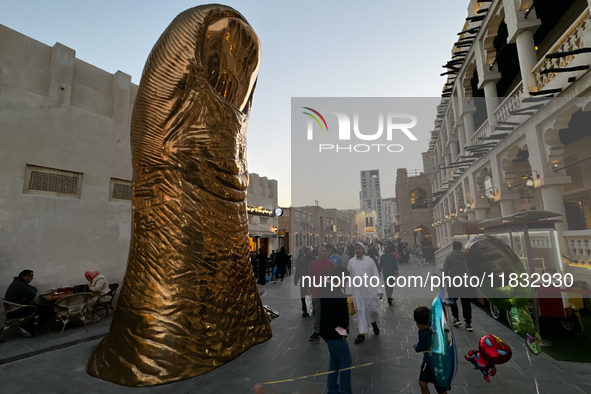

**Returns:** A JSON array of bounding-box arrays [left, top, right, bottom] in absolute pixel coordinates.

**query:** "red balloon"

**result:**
[[465, 335, 512, 383], [479, 334, 512, 364]]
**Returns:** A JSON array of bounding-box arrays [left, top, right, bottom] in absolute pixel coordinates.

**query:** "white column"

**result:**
[[515, 29, 539, 92], [462, 112, 476, 146], [483, 80, 499, 129], [445, 221, 453, 246], [457, 124, 467, 154], [539, 183, 569, 253]]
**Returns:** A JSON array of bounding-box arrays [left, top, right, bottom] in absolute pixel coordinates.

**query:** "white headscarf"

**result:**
[[355, 242, 367, 254]]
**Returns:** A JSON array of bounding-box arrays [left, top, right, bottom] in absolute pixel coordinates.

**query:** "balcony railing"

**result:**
[[470, 119, 489, 146], [495, 82, 524, 125], [564, 230, 591, 262], [533, 9, 590, 91]]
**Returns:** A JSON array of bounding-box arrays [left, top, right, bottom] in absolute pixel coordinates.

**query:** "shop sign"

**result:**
[[366, 227, 374, 233], [247, 206, 274, 216]]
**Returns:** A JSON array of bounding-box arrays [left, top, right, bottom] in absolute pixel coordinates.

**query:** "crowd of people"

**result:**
[[287, 239, 473, 394]]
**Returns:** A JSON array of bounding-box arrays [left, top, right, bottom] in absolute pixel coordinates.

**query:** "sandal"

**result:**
[[354, 334, 365, 344], [372, 322, 380, 335]]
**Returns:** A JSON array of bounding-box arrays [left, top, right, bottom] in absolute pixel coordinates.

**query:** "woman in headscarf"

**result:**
[[84, 270, 112, 304]]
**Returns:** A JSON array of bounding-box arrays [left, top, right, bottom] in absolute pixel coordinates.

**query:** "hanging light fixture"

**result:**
[[525, 170, 540, 188]]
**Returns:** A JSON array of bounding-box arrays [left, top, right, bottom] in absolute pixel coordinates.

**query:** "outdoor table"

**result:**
[[41, 288, 74, 303]]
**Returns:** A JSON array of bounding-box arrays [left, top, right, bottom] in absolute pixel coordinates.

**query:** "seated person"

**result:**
[[4, 270, 54, 337], [84, 270, 112, 304]]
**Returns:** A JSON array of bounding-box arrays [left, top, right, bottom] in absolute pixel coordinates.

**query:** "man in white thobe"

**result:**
[[347, 242, 383, 344]]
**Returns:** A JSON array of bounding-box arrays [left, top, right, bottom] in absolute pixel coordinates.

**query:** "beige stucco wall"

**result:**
[[0, 24, 136, 295]]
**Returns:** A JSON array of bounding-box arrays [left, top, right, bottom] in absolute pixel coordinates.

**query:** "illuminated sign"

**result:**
[[247, 206, 274, 216], [366, 227, 375, 233]]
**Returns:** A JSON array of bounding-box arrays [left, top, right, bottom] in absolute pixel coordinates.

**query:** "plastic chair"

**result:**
[[1, 300, 38, 341], [91, 283, 119, 320], [54, 293, 94, 334]]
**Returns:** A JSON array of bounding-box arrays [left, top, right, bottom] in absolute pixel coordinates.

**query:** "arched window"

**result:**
[[411, 188, 428, 209]]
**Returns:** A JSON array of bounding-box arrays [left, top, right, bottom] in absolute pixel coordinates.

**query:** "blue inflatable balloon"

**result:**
[[429, 289, 458, 390]]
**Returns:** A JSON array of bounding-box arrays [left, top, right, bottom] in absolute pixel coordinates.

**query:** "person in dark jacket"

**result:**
[[368, 244, 379, 268], [379, 243, 399, 305], [320, 267, 352, 394], [443, 241, 474, 332], [256, 249, 268, 285], [274, 247, 290, 283], [4, 270, 54, 337], [294, 247, 315, 316]]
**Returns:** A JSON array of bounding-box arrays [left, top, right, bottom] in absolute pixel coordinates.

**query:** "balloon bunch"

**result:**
[[465, 236, 542, 354], [465, 334, 512, 383]]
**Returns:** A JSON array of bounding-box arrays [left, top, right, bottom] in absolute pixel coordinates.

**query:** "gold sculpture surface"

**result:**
[[86, 4, 271, 386]]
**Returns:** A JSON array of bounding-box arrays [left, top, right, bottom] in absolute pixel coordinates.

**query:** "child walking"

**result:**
[[413, 306, 448, 394]]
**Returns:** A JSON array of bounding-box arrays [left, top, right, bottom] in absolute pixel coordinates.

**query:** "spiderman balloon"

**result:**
[[465, 335, 512, 382]]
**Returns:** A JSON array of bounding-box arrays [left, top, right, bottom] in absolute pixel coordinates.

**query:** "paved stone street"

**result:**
[[1, 261, 591, 393]]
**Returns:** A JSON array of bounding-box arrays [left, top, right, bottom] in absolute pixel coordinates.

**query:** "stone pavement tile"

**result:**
[[372, 375, 417, 392], [574, 384, 591, 394], [262, 380, 303, 394], [235, 373, 273, 389], [214, 383, 255, 394], [548, 360, 591, 374], [287, 365, 322, 380], [291, 356, 328, 371], [363, 381, 430, 394], [368, 381, 420, 393], [539, 381, 587, 394], [382, 365, 416, 380], [298, 380, 325, 394], [350, 373, 372, 389], [460, 387, 502, 393], [0, 340, 32, 359], [457, 371, 501, 389], [518, 364, 567, 383], [303, 370, 324, 383], [187, 381, 230, 394], [492, 378, 543, 394], [397, 356, 422, 369], [354, 363, 382, 376]]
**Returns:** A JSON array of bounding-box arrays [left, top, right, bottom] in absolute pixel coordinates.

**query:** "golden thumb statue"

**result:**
[[86, 4, 272, 386]]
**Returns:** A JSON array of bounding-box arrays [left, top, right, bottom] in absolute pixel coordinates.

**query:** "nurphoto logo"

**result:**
[[301, 107, 419, 153]]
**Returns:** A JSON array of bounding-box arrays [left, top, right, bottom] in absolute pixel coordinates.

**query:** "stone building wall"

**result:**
[[395, 168, 436, 246], [0, 24, 137, 295]]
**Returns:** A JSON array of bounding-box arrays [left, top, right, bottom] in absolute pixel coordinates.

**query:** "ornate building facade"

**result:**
[[425, 0, 591, 268]]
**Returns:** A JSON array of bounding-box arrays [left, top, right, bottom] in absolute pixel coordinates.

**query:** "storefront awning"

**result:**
[[452, 220, 485, 236], [249, 231, 278, 238]]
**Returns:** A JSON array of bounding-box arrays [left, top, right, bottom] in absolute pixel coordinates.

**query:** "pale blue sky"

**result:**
[[1, 1, 469, 206]]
